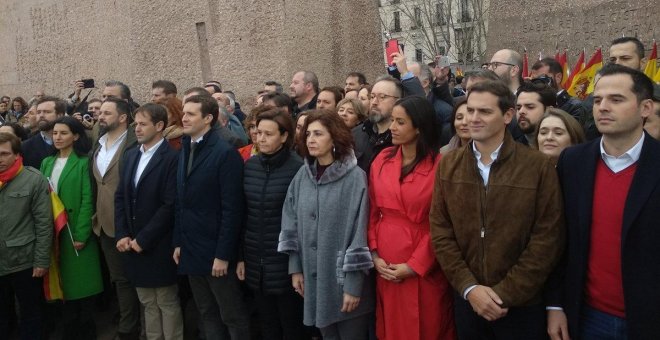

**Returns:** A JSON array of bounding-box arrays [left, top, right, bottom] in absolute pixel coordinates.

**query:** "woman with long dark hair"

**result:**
[[369, 96, 455, 340], [278, 110, 374, 339], [40, 116, 103, 339]]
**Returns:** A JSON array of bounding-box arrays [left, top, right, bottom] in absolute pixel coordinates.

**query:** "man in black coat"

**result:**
[[353, 51, 426, 173], [20, 96, 64, 168], [547, 65, 660, 339], [114, 103, 182, 339], [173, 95, 250, 340]]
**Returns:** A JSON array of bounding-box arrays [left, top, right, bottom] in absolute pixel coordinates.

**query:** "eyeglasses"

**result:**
[[482, 61, 516, 70], [370, 93, 400, 102]]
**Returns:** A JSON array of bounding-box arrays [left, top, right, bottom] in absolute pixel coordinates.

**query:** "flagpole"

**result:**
[[65, 223, 80, 257]]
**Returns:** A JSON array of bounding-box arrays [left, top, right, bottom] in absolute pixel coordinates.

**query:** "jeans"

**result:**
[[580, 304, 628, 340]]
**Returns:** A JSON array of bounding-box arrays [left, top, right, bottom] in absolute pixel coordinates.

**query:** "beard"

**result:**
[[518, 118, 537, 134], [37, 119, 54, 132], [369, 109, 388, 124], [98, 120, 119, 136]]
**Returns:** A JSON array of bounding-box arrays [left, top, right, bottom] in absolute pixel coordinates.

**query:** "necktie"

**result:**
[[187, 142, 197, 176]]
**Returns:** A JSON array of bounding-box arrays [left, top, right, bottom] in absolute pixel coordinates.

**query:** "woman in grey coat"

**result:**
[[278, 110, 374, 340]]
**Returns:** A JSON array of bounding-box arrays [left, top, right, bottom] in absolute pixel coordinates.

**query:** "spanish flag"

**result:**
[[558, 50, 569, 89], [654, 67, 660, 84], [568, 48, 602, 100], [43, 183, 68, 301], [644, 41, 657, 80], [565, 50, 585, 92]]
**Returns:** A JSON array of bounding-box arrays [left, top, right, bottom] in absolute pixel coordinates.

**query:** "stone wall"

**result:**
[[0, 0, 384, 105], [486, 0, 660, 58]]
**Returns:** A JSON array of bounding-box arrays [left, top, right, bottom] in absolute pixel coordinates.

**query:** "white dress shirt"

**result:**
[[95, 130, 128, 177], [600, 133, 644, 173], [472, 141, 504, 186], [134, 138, 165, 187]]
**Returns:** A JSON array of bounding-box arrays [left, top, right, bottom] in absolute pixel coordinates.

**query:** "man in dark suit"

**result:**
[[547, 65, 660, 339], [114, 103, 182, 340], [20, 96, 64, 168], [173, 95, 250, 340]]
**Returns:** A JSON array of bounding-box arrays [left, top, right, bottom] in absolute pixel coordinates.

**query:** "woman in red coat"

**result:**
[[369, 96, 455, 340]]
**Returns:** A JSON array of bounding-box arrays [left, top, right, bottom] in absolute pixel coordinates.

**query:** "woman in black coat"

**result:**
[[237, 108, 308, 340]]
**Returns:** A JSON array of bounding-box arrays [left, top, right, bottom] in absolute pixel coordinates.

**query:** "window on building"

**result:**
[[459, 0, 471, 22], [415, 49, 423, 62], [393, 11, 401, 32], [435, 2, 446, 25], [414, 7, 422, 28], [454, 28, 474, 61]]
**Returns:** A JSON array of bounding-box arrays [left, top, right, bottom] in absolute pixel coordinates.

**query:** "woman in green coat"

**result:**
[[40, 116, 103, 339]]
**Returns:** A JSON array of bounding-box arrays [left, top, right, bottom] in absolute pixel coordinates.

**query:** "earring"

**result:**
[[332, 145, 336, 155]]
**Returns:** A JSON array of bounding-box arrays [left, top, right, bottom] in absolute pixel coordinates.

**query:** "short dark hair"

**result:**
[[36, 96, 67, 115], [184, 95, 219, 126], [320, 86, 345, 105], [183, 87, 211, 98], [532, 57, 563, 75], [262, 92, 294, 113], [463, 69, 500, 84], [0, 131, 21, 155], [1, 122, 28, 141], [264, 81, 283, 93], [256, 108, 295, 149], [52, 116, 92, 156], [152, 80, 178, 95], [102, 97, 133, 123], [135, 103, 168, 127], [104, 80, 132, 100], [517, 81, 557, 109], [468, 80, 516, 114], [204, 81, 222, 93], [10, 97, 28, 112], [610, 37, 645, 59], [298, 110, 354, 162], [597, 64, 654, 103], [347, 72, 367, 85]]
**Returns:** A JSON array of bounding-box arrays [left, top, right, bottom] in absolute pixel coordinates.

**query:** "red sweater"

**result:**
[[585, 159, 637, 318]]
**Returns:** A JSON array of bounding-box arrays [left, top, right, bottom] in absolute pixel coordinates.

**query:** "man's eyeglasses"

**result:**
[[370, 93, 400, 102], [482, 61, 516, 70]]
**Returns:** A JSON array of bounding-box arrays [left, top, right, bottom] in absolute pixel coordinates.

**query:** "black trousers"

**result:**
[[0, 268, 42, 340], [453, 292, 547, 340], [253, 288, 310, 340], [189, 271, 251, 340]]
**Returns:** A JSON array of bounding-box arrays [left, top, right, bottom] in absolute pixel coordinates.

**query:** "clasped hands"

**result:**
[[466, 285, 509, 321], [116, 237, 143, 253], [372, 255, 416, 283]]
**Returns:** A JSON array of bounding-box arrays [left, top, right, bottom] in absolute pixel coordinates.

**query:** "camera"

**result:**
[[83, 114, 93, 122]]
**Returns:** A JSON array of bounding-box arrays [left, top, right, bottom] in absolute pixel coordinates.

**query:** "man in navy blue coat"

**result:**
[[115, 103, 182, 339], [173, 94, 250, 340], [547, 65, 660, 339]]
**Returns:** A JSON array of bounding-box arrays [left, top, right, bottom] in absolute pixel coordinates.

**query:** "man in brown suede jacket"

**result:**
[[430, 80, 565, 339]]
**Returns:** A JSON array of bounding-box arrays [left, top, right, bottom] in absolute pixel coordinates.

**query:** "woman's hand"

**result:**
[[73, 241, 86, 250], [236, 261, 245, 281], [341, 293, 361, 313], [381, 263, 416, 282], [292, 273, 304, 297]]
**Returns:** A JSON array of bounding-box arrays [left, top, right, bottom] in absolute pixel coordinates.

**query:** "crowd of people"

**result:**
[[1, 35, 659, 340]]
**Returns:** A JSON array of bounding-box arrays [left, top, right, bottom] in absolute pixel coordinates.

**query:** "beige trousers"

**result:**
[[135, 285, 184, 340]]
